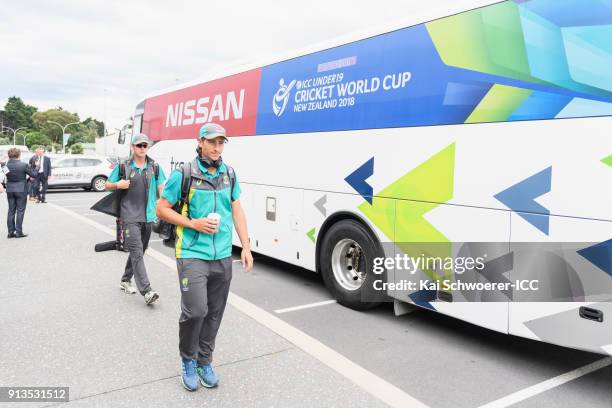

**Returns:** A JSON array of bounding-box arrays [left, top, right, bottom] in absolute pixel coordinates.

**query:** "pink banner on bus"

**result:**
[[142, 68, 261, 141]]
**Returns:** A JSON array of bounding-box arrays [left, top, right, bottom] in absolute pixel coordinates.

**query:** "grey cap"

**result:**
[[199, 123, 228, 141], [131, 133, 151, 145]]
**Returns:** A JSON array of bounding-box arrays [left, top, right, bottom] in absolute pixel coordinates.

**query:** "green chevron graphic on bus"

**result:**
[[603, 155, 612, 167], [359, 144, 455, 282], [466, 85, 532, 123], [427, 1, 537, 84], [306, 227, 316, 243]]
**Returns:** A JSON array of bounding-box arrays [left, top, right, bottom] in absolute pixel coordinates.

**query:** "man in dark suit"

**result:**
[[33, 147, 51, 203], [5, 148, 36, 238]]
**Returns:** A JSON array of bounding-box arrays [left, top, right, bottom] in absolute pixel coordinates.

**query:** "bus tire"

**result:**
[[320, 219, 384, 310]]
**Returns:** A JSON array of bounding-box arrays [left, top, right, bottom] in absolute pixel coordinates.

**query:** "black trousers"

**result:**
[[7, 192, 27, 234], [28, 178, 36, 197], [177, 257, 232, 365], [36, 175, 48, 201]]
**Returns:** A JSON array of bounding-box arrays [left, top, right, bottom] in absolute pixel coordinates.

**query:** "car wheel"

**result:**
[[319, 219, 386, 310], [92, 176, 107, 192]]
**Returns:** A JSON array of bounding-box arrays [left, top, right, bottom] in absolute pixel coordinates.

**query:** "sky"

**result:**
[[1, 0, 476, 133]]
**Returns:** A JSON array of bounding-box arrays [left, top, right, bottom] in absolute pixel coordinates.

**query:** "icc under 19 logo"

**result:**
[[272, 78, 296, 117]]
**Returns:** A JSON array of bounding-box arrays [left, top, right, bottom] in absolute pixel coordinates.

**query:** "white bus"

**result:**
[[136, 0, 612, 354]]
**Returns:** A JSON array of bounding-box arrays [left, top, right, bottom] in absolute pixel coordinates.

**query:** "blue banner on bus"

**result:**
[[255, 0, 612, 135], [256, 24, 468, 135]]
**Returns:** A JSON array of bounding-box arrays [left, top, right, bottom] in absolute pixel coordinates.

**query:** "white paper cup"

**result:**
[[208, 212, 221, 232]]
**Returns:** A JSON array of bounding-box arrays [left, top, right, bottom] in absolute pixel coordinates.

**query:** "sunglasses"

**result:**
[[134, 144, 148, 149]]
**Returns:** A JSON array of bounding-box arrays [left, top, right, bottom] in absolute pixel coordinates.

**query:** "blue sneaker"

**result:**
[[196, 364, 219, 387], [181, 358, 199, 391]]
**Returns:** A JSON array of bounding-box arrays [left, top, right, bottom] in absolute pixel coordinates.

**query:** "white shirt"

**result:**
[[38, 155, 44, 173]]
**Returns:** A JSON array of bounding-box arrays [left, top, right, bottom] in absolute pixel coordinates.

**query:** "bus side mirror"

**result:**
[[118, 131, 125, 145]]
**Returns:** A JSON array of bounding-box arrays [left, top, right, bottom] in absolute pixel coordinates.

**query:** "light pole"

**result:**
[[16, 129, 29, 146], [47, 121, 79, 153], [1, 126, 27, 145]]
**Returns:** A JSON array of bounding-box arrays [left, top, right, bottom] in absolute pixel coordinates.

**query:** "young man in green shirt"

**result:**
[[156, 123, 253, 392], [106, 133, 166, 305]]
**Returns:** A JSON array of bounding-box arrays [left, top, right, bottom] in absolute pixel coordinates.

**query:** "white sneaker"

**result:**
[[144, 290, 159, 305], [119, 281, 137, 294]]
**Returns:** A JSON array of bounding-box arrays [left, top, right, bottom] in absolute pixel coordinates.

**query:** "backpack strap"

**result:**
[[145, 156, 160, 198], [145, 156, 159, 181], [179, 162, 192, 219], [226, 164, 236, 201], [119, 159, 131, 180]]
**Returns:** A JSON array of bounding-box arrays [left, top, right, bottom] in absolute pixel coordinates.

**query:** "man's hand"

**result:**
[[116, 179, 130, 190], [0, 183, 4, 194], [241, 248, 253, 272], [189, 217, 218, 234]]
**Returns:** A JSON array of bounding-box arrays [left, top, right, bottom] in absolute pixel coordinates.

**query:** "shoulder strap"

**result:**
[[119, 159, 130, 180], [226, 165, 236, 197], [146, 156, 159, 181], [180, 162, 192, 207]]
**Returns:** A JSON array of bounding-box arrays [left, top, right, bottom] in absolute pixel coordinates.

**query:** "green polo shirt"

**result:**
[[109, 159, 166, 223]]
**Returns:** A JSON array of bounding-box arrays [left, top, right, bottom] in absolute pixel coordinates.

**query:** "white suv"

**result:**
[[50, 155, 114, 192]]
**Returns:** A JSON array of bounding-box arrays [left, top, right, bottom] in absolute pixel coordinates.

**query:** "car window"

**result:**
[[54, 159, 76, 168], [76, 158, 102, 167]]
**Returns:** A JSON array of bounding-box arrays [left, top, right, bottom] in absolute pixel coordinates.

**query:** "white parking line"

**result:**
[[275, 300, 337, 314], [48, 202, 429, 408], [478, 356, 612, 408]]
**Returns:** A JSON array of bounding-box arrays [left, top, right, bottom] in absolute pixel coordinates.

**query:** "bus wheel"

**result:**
[[320, 219, 383, 310]]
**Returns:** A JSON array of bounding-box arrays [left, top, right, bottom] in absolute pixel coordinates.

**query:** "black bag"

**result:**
[[90, 190, 121, 217], [92, 157, 159, 252], [159, 163, 193, 247], [89, 159, 128, 218], [90, 157, 160, 218], [95, 220, 127, 252]]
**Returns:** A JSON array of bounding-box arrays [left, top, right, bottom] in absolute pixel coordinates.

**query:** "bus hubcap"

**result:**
[[331, 239, 365, 291]]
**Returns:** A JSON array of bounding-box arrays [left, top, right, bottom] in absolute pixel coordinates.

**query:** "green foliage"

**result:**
[[23, 131, 52, 150], [2, 96, 37, 130], [32, 109, 79, 145], [0, 137, 10, 145], [83, 117, 105, 138], [2, 97, 105, 149], [52, 143, 63, 153], [70, 143, 84, 154]]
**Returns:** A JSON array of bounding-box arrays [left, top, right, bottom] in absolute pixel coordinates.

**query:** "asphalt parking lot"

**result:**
[[1, 189, 612, 408]]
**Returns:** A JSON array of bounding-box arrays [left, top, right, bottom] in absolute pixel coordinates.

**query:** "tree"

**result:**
[[70, 143, 84, 154], [2, 97, 37, 130], [23, 131, 52, 150], [32, 109, 79, 145], [83, 117, 105, 138], [66, 121, 97, 147], [0, 137, 9, 145]]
